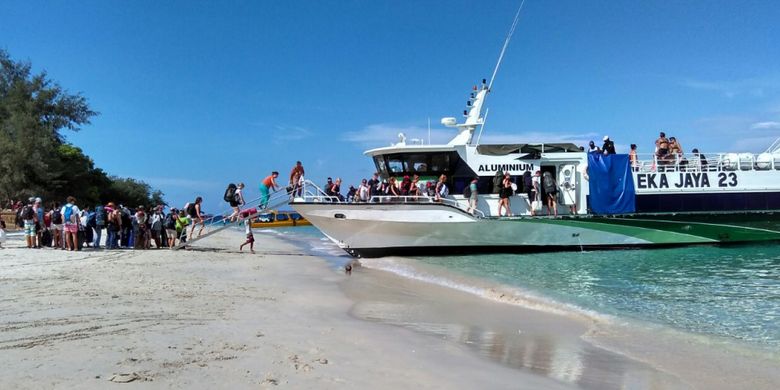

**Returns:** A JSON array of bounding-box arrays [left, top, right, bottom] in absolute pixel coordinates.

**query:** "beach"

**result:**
[[1, 230, 778, 389]]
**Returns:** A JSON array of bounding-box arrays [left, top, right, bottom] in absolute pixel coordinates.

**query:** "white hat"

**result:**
[[603, 135, 609, 141]]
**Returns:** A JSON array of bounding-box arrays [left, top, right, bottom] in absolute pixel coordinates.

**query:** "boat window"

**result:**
[[406, 154, 429, 173], [290, 213, 303, 220], [373, 156, 388, 176], [258, 213, 274, 222], [387, 156, 407, 173], [430, 153, 450, 172], [276, 213, 289, 221]]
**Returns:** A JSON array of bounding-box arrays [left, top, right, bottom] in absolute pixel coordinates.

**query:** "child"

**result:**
[[0, 220, 6, 249], [239, 219, 254, 253]]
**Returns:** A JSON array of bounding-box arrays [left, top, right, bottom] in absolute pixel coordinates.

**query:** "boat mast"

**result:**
[[442, 1, 527, 146]]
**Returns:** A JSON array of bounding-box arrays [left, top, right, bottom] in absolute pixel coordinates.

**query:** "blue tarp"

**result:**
[[587, 153, 636, 214]]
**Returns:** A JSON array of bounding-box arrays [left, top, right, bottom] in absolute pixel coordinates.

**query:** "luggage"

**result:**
[[240, 208, 257, 218], [531, 200, 543, 213]]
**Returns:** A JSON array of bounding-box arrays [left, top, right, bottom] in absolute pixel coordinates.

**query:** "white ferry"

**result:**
[[291, 10, 780, 258]]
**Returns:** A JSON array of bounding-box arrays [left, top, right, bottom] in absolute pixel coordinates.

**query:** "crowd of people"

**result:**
[[588, 132, 706, 171]]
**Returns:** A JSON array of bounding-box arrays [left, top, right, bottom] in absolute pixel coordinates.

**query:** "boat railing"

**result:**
[[633, 152, 780, 173], [296, 180, 484, 218]]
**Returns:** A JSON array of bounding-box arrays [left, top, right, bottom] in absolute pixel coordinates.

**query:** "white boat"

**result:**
[[290, 8, 780, 258]]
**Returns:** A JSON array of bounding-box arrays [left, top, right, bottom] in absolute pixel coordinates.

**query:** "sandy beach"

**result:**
[[1, 230, 778, 389]]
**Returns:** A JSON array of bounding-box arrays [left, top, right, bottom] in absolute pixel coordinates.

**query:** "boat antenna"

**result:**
[[475, 108, 489, 146], [488, 0, 526, 91]]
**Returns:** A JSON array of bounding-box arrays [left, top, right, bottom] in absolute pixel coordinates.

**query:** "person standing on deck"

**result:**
[[466, 177, 479, 215], [188, 197, 205, 238], [259, 172, 279, 209], [435, 174, 449, 202], [542, 171, 558, 217]]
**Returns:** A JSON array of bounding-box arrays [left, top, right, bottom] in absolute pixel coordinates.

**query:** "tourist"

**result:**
[[357, 179, 370, 202], [602, 136, 616, 155], [150, 206, 163, 248], [692, 148, 708, 170], [531, 171, 542, 216], [107, 203, 121, 249], [61, 196, 81, 251], [176, 210, 190, 244], [188, 197, 205, 238], [588, 140, 601, 154], [33, 198, 44, 248], [367, 172, 381, 198], [669, 137, 683, 158], [134, 206, 147, 250], [164, 208, 179, 247], [259, 172, 280, 209], [227, 182, 245, 222], [289, 161, 305, 197], [655, 131, 669, 160], [387, 177, 400, 198], [466, 177, 479, 215], [50, 202, 63, 249], [81, 206, 93, 248], [629, 144, 639, 171], [542, 172, 558, 217], [435, 174, 449, 202], [93, 203, 107, 249], [331, 178, 345, 201], [498, 173, 513, 217], [239, 219, 255, 254], [400, 175, 412, 196], [409, 174, 420, 197]]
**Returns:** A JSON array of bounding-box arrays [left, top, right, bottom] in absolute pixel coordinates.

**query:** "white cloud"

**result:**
[[681, 76, 780, 98], [750, 121, 780, 130], [269, 125, 313, 143], [342, 123, 454, 147]]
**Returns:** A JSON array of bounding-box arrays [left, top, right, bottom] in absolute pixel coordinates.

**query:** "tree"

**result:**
[[0, 49, 165, 208]]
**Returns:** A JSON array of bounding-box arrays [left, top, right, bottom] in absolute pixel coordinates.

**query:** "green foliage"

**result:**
[[0, 49, 165, 208]]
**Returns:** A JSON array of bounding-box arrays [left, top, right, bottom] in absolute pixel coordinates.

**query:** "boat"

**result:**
[[290, 8, 780, 258], [250, 210, 311, 228]]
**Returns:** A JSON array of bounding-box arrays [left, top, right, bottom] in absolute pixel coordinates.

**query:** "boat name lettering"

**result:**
[[636, 172, 737, 189], [477, 163, 534, 173]]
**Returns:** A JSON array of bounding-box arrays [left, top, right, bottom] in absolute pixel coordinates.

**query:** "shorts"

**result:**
[[245, 233, 255, 243], [24, 220, 36, 237], [64, 223, 78, 234], [53, 224, 63, 232], [166, 228, 176, 238], [229, 200, 239, 208]]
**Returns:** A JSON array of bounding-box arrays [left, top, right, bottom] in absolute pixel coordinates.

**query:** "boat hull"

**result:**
[[292, 202, 780, 257]]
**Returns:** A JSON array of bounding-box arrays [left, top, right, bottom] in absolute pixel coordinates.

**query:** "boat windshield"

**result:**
[[373, 152, 458, 178]]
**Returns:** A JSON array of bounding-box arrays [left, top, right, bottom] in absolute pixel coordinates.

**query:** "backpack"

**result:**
[[95, 205, 106, 225], [164, 214, 176, 230], [224, 183, 237, 203], [52, 209, 63, 224], [543, 172, 556, 192], [463, 185, 472, 198], [186, 202, 197, 218], [21, 205, 35, 220], [64, 205, 76, 223]]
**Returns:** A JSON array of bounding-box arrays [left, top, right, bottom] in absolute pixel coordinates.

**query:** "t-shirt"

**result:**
[[262, 175, 276, 187], [61, 204, 81, 225], [175, 216, 190, 232], [358, 185, 369, 201], [245, 222, 252, 235]]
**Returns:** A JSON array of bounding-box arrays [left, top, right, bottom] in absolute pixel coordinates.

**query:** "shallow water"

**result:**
[[277, 227, 780, 352]]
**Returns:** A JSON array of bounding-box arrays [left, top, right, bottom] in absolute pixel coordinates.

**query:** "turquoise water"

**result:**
[[281, 227, 780, 350], [415, 246, 780, 349]]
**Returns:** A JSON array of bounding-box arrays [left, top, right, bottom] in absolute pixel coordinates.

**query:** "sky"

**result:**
[[3, 0, 780, 210]]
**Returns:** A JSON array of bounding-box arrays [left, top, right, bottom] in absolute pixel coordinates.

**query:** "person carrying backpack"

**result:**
[[93, 204, 107, 249], [226, 183, 245, 222], [50, 202, 64, 249], [20, 198, 38, 249], [61, 196, 81, 251], [164, 208, 179, 247], [542, 171, 559, 217]]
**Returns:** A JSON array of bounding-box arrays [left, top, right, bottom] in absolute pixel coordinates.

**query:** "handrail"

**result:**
[[631, 152, 779, 172], [294, 180, 484, 218]]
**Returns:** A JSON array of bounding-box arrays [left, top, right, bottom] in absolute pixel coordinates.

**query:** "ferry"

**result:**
[[251, 210, 311, 228], [290, 11, 780, 258]]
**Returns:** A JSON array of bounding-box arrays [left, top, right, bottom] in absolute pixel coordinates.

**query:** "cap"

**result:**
[[603, 135, 609, 141]]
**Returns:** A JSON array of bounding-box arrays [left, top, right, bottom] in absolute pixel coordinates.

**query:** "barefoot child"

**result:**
[[239, 219, 254, 253]]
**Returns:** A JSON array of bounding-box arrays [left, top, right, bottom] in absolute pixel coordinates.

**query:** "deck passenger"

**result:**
[[588, 140, 601, 154], [542, 172, 558, 217], [357, 179, 370, 202], [289, 161, 305, 197], [409, 174, 420, 197], [260, 172, 280, 208], [387, 177, 400, 199], [367, 173, 380, 199], [498, 173, 513, 217], [669, 137, 683, 158], [629, 144, 639, 171], [435, 175, 449, 202], [466, 177, 479, 215], [602, 136, 616, 155]]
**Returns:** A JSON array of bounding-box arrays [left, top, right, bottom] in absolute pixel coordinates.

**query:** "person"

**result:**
[[357, 179, 370, 202], [188, 197, 205, 238], [367, 172, 381, 199], [346, 185, 357, 202], [409, 174, 420, 197], [20, 198, 38, 248], [435, 174, 449, 202], [399, 176, 412, 196], [259, 171, 280, 209], [629, 144, 639, 171], [669, 137, 683, 158], [289, 161, 305, 197], [240, 219, 255, 254], [176, 210, 190, 244], [33, 198, 44, 248], [542, 172, 558, 217], [164, 208, 179, 247], [387, 177, 400, 198], [81, 206, 93, 249], [588, 140, 601, 154], [531, 171, 542, 216], [0, 220, 6, 249], [107, 203, 122, 249], [328, 178, 344, 201], [602, 136, 616, 155], [692, 148, 708, 170], [466, 177, 479, 215], [150, 206, 163, 248], [93, 203, 107, 249], [120, 205, 132, 248], [50, 202, 63, 249], [498, 173, 513, 217], [61, 196, 81, 251], [227, 183, 246, 222], [655, 131, 669, 160], [492, 170, 503, 194]]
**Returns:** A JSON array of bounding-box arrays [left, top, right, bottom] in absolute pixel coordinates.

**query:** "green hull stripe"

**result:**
[[528, 219, 715, 244]]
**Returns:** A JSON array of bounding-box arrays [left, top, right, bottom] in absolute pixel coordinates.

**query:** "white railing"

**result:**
[[295, 180, 484, 218], [633, 152, 780, 173]]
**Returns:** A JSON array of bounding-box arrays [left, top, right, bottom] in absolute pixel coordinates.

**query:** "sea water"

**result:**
[[275, 227, 780, 351]]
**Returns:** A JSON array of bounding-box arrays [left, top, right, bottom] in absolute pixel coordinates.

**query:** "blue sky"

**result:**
[[3, 0, 780, 210]]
